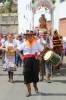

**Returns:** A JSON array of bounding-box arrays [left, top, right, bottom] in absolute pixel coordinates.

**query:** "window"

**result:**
[[60, 0, 65, 3]]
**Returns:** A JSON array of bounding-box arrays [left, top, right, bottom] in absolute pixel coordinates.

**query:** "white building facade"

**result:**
[[18, 0, 52, 33], [18, 0, 33, 34], [18, 0, 66, 36], [53, 0, 66, 37], [46, 0, 66, 36]]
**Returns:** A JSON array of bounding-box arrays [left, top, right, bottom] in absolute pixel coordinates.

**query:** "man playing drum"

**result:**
[[38, 29, 53, 83]]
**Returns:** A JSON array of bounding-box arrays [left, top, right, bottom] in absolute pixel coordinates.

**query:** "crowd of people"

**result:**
[[0, 29, 66, 97]]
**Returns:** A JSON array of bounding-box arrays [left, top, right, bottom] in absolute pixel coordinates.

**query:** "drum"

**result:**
[[43, 50, 62, 66], [44, 46, 49, 53]]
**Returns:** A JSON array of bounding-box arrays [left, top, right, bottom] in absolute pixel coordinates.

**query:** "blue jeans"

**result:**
[[16, 51, 23, 65]]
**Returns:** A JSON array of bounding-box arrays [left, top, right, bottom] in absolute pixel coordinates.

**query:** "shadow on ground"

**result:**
[[13, 80, 24, 83], [52, 64, 66, 77], [32, 92, 66, 96]]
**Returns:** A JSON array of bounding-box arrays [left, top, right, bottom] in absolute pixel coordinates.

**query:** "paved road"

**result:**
[[0, 60, 66, 100]]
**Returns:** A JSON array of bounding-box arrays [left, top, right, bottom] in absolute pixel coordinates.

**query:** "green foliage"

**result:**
[[32, 0, 36, 4], [52, 0, 56, 4], [0, 0, 6, 3], [4, 0, 13, 13], [0, 0, 13, 4], [0, 9, 5, 13], [0, 0, 17, 13], [5, 4, 11, 12], [8, 0, 13, 5], [2, 0, 6, 3], [12, 9, 17, 13]]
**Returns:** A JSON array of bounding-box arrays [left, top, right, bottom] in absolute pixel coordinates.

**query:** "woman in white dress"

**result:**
[[0, 33, 17, 83]]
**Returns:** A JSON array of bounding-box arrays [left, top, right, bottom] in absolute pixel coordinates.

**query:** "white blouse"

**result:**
[[4, 41, 17, 49], [17, 41, 44, 55]]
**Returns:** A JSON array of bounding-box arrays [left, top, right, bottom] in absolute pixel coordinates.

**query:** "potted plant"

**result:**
[[32, 0, 36, 4], [52, 0, 56, 4]]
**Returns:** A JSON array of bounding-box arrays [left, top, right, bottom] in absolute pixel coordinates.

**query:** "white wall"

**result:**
[[34, 7, 51, 28], [18, 0, 26, 34], [18, 0, 66, 33], [59, 0, 66, 19], [53, 0, 66, 31], [54, 0, 60, 31], [18, 0, 32, 33], [45, 12, 51, 21], [24, 0, 32, 30], [34, 7, 45, 27]]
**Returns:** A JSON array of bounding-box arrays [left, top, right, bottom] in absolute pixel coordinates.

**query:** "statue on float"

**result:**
[[39, 14, 47, 29]]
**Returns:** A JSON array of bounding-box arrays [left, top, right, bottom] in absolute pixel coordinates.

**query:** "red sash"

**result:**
[[22, 53, 37, 61]]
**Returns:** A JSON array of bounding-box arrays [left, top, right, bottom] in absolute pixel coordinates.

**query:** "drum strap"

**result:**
[[40, 38, 45, 47], [40, 38, 50, 47]]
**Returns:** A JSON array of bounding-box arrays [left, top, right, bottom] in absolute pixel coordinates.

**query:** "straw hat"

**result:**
[[39, 29, 49, 35]]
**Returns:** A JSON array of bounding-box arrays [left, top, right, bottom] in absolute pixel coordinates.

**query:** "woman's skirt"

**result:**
[[2, 55, 17, 71]]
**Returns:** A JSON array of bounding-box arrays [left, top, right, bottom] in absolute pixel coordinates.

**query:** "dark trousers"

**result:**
[[23, 57, 39, 84], [39, 57, 51, 76]]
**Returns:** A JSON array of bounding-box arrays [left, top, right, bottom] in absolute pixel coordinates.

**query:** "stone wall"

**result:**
[[0, 13, 18, 34]]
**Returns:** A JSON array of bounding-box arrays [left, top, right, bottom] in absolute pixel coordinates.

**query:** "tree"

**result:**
[[5, 0, 13, 13], [8, 0, 13, 5], [5, 4, 11, 12], [0, 0, 13, 4], [2, 0, 6, 4], [4, 0, 13, 13], [0, 0, 5, 3]]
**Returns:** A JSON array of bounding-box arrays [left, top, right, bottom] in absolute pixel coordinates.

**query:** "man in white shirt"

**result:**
[[16, 34, 23, 66], [38, 30, 53, 83]]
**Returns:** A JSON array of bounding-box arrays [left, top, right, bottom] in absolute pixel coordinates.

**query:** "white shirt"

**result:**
[[4, 40, 17, 49], [16, 40, 23, 47], [17, 41, 44, 55], [38, 38, 53, 48]]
